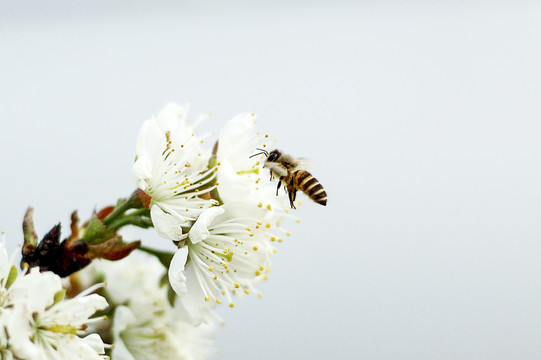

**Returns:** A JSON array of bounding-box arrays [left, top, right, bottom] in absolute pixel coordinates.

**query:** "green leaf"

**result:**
[[53, 289, 66, 304], [5, 265, 17, 289], [81, 216, 116, 245]]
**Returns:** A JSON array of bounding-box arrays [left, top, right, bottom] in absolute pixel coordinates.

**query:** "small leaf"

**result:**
[[81, 216, 116, 245], [5, 265, 17, 290], [87, 236, 140, 261], [53, 289, 66, 304]]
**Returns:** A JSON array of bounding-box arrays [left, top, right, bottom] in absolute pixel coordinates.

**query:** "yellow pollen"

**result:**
[[246, 227, 252, 231], [257, 202, 263, 208], [255, 270, 261, 276], [265, 223, 271, 228], [259, 266, 264, 271], [257, 292, 263, 298], [229, 303, 235, 308], [253, 246, 258, 251], [221, 291, 226, 295], [204, 296, 210, 302], [244, 289, 250, 294], [214, 276, 218, 280], [208, 266, 214, 271], [234, 283, 240, 288], [216, 299, 222, 304], [286, 232, 291, 236], [272, 248, 277, 253], [266, 204, 272, 211], [270, 236, 276, 241], [296, 219, 301, 223]]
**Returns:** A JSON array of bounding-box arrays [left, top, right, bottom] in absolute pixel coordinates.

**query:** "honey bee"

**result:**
[[250, 148, 327, 209]]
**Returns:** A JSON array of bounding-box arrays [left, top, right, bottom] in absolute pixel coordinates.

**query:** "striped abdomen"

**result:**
[[291, 170, 327, 206]]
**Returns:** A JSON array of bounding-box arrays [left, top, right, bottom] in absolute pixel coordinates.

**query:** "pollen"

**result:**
[[296, 219, 301, 223], [259, 266, 264, 271], [234, 283, 240, 288], [253, 246, 258, 251], [255, 270, 261, 276], [229, 303, 235, 308], [278, 238, 283, 243], [204, 296, 210, 302], [181, 144, 184, 148], [222, 290, 226, 295], [257, 202, 263, 208], [244, 289, 250, 295], [265, 223, 271, 228], [208, 266, 214, 271], [266, 204, 272, 211], [216, 299, 222, 304], [270, 236, 276, 242], [257, 292, 263, 298], [286, 232, 291, 236]]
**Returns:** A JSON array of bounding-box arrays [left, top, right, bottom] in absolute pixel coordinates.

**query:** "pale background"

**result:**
[[2, 1, 541, 359]]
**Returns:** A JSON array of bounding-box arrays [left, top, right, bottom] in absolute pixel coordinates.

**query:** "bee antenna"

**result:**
[[249, 148, 268, 158]]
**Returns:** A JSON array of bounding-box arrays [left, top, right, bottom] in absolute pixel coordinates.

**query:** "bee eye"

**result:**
[[268, 153, 278, 162]]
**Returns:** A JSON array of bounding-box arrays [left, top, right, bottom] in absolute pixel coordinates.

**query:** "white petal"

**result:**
[[189, 207, 225, 245], [155, 103, 189, 131], [132, 155, 153, 191], [150, 205, 187, 241], [173, 263, 217, 326], [168, 247, 189, 296], [8, 268, 62, 313], [80, 334, 106, 356], [4, 305, 45, 360]]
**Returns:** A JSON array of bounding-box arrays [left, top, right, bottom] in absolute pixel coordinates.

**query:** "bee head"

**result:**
[[266, 149, 281, 162]]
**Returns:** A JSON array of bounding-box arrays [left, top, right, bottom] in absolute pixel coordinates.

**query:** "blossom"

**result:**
[[133, 104, 218, 241], [216, 113, 287, 212], [0, 234, 108, 360], [168, 202, 275, 324], [80, 253, 216, 360]]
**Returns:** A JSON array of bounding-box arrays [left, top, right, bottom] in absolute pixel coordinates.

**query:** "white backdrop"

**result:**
[[2, 1, 541, 359]]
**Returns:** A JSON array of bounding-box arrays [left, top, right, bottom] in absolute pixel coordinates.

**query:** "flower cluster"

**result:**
[[0, 234, 108, 360], [4, 102, 304, 360], [133, 104, 290, 324], [76, 253, 216, 360]]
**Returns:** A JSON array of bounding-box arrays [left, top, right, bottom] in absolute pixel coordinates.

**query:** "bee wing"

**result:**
[[265, 162, 288, 177], [296, 157, 313, 171]]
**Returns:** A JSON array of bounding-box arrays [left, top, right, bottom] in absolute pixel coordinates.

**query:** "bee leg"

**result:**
[[288, 189, 297, 209], [275, 180, 281, 196]]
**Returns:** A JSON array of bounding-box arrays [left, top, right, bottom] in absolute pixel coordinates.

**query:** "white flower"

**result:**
[[216, 113, 285, 210], [82, 253, 216, 360], [133, 104, 218, 241], [0, 235, 108, 360], [169, 203, 275, 324]]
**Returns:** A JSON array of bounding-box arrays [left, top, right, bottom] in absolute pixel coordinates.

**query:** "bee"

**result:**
[[250, 148, 327, 209]]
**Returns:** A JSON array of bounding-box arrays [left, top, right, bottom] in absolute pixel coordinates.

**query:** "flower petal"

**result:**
[[150, 205, 187, 241], [189, 207, 225, 245], [168, 247, 189, 296]]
